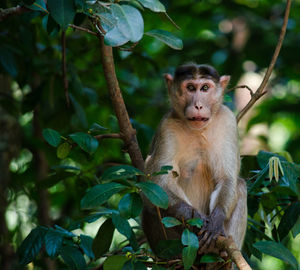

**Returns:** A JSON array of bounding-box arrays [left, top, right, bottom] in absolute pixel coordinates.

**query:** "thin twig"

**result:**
[[156, 206, 168, 240], [69, 24, 98, 36], [0, 6, 29, 21], [61, 31, 70, 107], [94, 133, 122, 140], [227, 85, 254, 96], [236, 0, 291, 123]]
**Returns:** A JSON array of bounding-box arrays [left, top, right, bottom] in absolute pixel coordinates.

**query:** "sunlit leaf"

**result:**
[[137, 0, 165, 12], [103, 255, 129, 270], [145, 29, 183, 50], [253, 241, 298, 269], [57, 142, 71, 159]]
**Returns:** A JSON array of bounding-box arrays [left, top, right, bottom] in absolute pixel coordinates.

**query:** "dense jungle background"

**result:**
[[0, 0, 300, 269]]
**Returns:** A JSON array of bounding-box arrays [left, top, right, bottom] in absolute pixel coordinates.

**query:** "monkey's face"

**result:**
[[180, 78, 223, 130]]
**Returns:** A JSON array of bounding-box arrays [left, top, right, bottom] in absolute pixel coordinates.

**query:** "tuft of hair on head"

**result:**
[[174, 63, 220, 84]]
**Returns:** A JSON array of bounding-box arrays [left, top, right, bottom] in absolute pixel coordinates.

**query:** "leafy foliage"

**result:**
[[1, 0, 300, 269]]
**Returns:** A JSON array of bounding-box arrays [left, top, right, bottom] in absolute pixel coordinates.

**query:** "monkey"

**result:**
[[142, 63, 247, 269]]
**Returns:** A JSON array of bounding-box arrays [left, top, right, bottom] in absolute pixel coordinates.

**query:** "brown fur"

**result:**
[[142, 64, 247, 269]]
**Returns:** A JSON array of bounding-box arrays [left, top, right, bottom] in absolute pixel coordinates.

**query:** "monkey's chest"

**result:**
[[176, 150, 214, 214]]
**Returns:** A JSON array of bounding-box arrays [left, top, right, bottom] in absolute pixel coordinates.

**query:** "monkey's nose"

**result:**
[[195, 105, 203, 110]]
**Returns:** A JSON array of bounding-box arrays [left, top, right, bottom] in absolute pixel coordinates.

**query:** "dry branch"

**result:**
[[69, 24, 98, 36], [236, 0, 291, 123], [99, 36, 145, 172], [94, 133, 122, 140], [0, 6, 28, 21], [216, 236, 252, 270]]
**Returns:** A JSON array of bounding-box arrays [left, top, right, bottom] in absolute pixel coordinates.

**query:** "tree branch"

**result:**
[[98, 36, 145, 172], [216, 236, 252, 270], [236, 0, 291, 123], [69, 24, 98, 36], [0, 6, 29, 21], [94, 133, 122, 140]]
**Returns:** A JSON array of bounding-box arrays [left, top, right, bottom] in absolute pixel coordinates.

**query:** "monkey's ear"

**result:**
[[164, 74, 174, 92], [220, 75, 230, 90]]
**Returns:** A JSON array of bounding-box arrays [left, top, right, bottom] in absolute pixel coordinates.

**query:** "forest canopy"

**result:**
[[0, 0, 300, 269]]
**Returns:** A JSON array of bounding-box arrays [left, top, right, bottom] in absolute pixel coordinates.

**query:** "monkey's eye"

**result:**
[[201, 84, 209, 92], [186, 84, 196, 91]]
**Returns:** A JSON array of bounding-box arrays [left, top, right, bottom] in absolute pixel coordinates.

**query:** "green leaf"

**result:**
[[54, 225, 76, 237], [81, 182, 127, 209], [152, 165, 173, 176], [18, 226, 48, 265], [69, 132, 99, 155], [42, 128, 61, 147], [48, 0, 76, 30], [137, 0, 165, 12], [136, 182, 169, 209], [187, 218, 203, 229], [80, 234, 94, 259], [181, 229, 199, 270], [253, 241, 298, 269], [145, 29, 183, 50], [103, 255, 129, 270], [292, 215, 300, 238], [59, 245, 86, 270], [57, 142, 71, 159], [118, 193, 143, 219], [89, 123, 107, 133], [92, 218, 115, 259], [26, 0, 48, 12], [155, 239, 183, 259], [111, 213, 132, 239], [257, 151, 287, 169], [161, 217, 182, 228], [199, 253, 224, 263], [104, 4, 144, 46], [278, 202, 300, 240], [101, 165, 144, 181], [45, 229, 63, 257]]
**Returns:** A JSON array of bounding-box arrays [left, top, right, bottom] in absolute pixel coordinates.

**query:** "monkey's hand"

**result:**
[[197, 206, 226, 254]]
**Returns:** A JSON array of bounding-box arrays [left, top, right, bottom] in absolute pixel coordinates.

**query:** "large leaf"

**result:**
[[101, 165, 144, 181], [80, 234, 94, 259], [69, 132, 99, 155], [145, 29, 183, 50], [118, 193, 143, 218], [137, 0, 165, 12], [18, 226, 48, 265], [181, 229, 199, 270], [278, 202, 300, 240], [42, 128, 61, 147], [45, 229, 63, 257], [103, 255, 129, 270], [136, 182, 169, 209], [111, 213, 132, 239], [253, 241, 298, 269], [59, 245, 86, 270], [81, 182, 127, 209], [92, 218, 115, 259], [161, 217, 182, 228], [48, 0, 76, 30], [104, 4, 144, 46]]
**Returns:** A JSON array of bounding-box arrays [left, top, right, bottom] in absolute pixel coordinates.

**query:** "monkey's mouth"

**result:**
[[188, 117, 209, 122]]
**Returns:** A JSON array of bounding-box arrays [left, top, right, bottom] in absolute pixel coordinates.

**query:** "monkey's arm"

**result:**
[[199, 108, 239, 251]]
